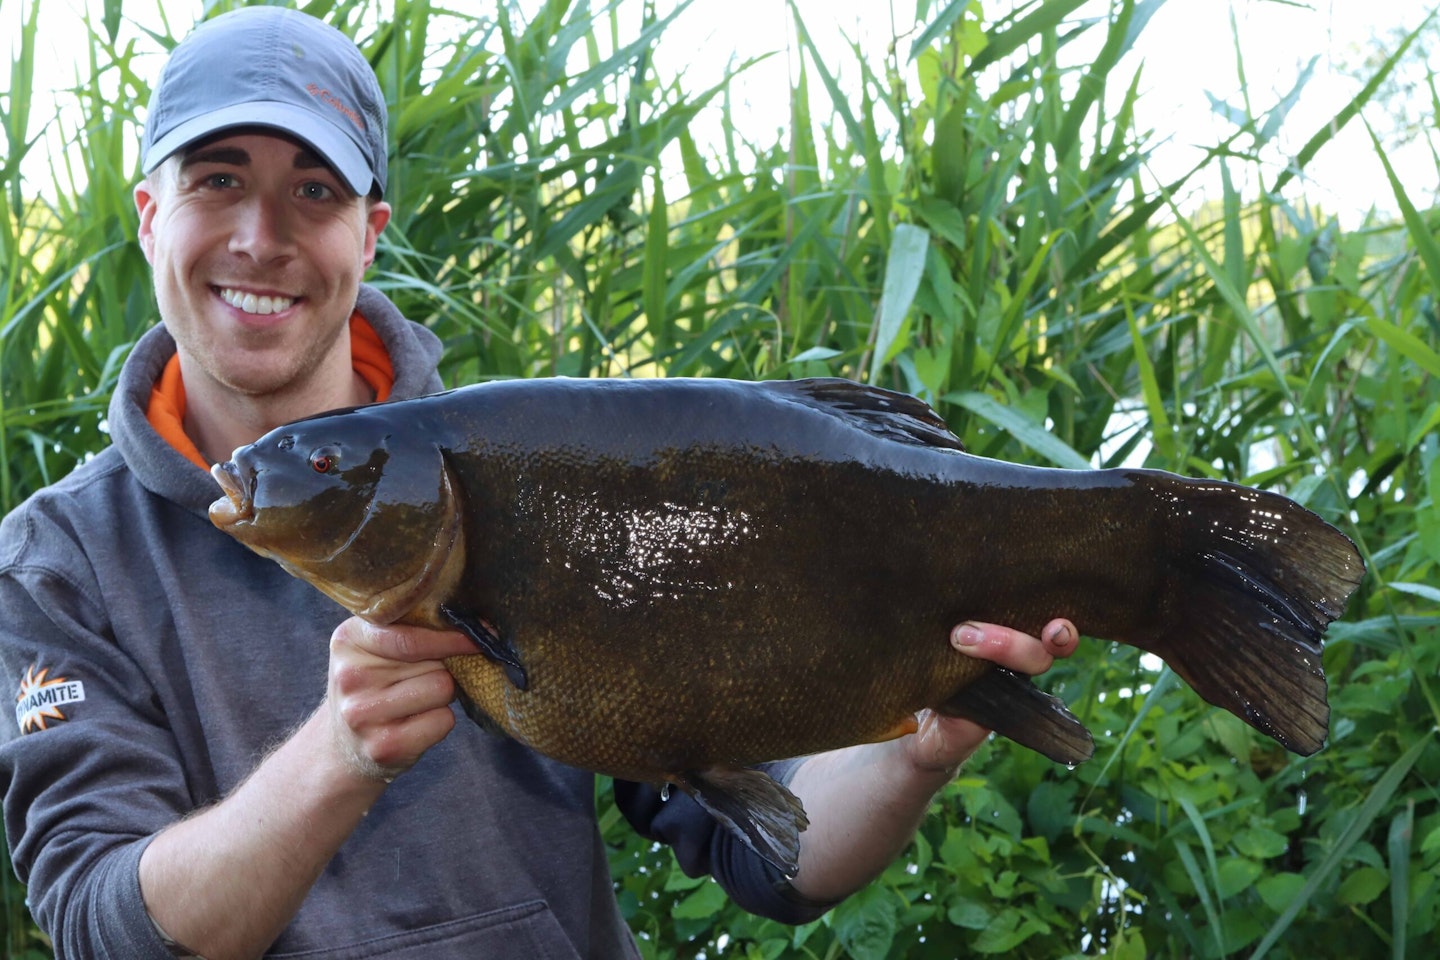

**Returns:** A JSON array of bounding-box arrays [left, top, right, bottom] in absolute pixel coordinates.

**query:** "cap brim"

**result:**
[[141, 101, 376, 196]]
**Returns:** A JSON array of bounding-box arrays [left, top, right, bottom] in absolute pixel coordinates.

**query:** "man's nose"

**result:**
[[228, 193, 296, 262]]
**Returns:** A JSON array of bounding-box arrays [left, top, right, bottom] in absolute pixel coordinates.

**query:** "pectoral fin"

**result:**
[[937, 666, 1094, 765], [440, 604, 528, 691], [678, 767, 810, 878]]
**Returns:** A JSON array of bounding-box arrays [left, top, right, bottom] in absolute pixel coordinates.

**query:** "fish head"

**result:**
[[209, 405, 463, 624]]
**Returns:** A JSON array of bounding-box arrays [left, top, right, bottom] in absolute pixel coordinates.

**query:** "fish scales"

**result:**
[[209, 376, 1365, 874], [448, 453, 1134, 776]]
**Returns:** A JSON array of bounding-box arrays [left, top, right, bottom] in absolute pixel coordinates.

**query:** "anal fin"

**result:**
[[678, 767, 810, 878], [441, 604, 528, 691], [938, 667, 1094, 765]]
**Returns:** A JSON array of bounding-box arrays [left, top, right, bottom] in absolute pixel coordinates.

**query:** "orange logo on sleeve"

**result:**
[[15, 665, 86, 733]]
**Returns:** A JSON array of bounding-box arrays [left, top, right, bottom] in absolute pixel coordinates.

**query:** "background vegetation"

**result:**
[[3, 0, 1438, 956]]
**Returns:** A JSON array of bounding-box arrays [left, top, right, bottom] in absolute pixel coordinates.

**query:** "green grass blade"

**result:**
[[1364, 317, 1440, 380], [1367, 119, 1440, 299], [1053, 0, 1150, 162], [1175, 840, 1226, 958], [868, 223, 930, 382], [787, 1, 866, 180], [966, 0, 1088, 76], [910, 0, 983, 61], [942, 391, 1091, 468], [1179, 795, 1227, 927], [643, 169, 669, 350], [1161, 190, 1293, 407], [1389, 801, 1413, 960], [1123, 300, 1174, 464]]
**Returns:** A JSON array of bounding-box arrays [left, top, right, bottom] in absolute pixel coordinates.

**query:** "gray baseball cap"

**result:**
[[140, 6, 387, 197]]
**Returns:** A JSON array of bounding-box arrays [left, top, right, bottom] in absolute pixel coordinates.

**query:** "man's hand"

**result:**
[[139, 619, 476, 958], [324, 618, 479, 782], [905, 618, 1079, 775]]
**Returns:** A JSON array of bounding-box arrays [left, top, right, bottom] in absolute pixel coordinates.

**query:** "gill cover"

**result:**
[[212, 408, 462, 624]]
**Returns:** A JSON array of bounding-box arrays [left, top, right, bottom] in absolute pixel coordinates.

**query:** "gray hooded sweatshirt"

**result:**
[[0, 286, 816, 959]]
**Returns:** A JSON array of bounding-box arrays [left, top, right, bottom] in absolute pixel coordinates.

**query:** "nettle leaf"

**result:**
[[663, 869, 706, 892], [1026, 779, 1079, 843], [1335, 867, 1390, 906], [1234, 827, 1291, 860], [747, 939, 787, 960], [1216, 857, 1264, 899], [832, 885, 899, 960], [1114, 930, 1148, 960], [947, 896, 993, 930], [670, 880, 726, 920], [1256, 873, 1307, 913], [1420, 824, 1440, 862], [972, 906, 1048, 954], [938, 823, 979, 873]]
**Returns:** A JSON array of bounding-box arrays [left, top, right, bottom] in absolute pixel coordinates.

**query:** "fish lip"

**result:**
[[208, 460, 254, 525]]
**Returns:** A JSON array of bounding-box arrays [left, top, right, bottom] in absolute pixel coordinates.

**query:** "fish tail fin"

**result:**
[[937, 667, 1094, 765], [1128, 474, 1365, 755]]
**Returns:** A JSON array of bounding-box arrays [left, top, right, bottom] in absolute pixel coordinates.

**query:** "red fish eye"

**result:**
[[309, 447, 340, 474]]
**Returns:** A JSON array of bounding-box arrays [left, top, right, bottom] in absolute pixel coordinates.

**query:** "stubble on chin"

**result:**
[[174, 299, 357, 406]]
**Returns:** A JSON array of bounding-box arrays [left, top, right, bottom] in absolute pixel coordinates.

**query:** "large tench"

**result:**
[[209, 377, 1364, 874]]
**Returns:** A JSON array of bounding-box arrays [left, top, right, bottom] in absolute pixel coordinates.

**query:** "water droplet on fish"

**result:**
[[660, 783, 671, 802], [1065, 762, 1078, 771]]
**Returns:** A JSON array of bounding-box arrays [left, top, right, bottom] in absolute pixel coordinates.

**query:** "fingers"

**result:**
[[1040, 618, 1078, 659], [335, 617, 481, 663], [325, 618, 475, 783], [903, 619, 1081, 776], [950, 618, 1078, 676]]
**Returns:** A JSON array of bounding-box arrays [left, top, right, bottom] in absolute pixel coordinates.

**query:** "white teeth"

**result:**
[[219, 288, 295, 315]]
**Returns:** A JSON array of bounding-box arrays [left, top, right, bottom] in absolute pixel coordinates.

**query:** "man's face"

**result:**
[[134, 131, 391, 400]]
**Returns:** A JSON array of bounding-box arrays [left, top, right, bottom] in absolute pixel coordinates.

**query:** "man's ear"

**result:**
[[362, 200, 391, 270], [134, 179, 159, 264]]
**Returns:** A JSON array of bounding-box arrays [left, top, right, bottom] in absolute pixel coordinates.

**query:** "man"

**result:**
[[0, 8, 1076, 958]]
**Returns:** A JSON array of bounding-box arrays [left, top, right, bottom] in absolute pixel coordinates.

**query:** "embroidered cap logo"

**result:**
[[15, 665, 86, 733], [305, 82, 366, 133]]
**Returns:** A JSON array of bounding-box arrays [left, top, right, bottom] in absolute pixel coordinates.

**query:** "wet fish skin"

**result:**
[[209, 377, 1365, 874]]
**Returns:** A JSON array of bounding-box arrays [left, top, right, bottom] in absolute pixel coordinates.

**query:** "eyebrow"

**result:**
[[178, 144, 331, 172], [179, 145, 250, 168]]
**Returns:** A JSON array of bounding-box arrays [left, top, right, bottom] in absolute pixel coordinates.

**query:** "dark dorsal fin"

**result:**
[[765, 378, 966, 452]]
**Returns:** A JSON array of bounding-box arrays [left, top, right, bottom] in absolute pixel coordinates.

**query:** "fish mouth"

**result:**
[[208, 460, 254, 527]]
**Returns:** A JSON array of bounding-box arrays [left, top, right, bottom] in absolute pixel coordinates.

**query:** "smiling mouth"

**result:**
[[217, 287, 297, 316]]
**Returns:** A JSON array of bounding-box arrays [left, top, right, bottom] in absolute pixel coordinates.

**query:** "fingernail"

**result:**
[[1043, 622, 1074, 647], [954, 624, 983, 648]]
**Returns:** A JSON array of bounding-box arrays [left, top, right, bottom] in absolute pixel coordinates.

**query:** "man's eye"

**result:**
[[205, 173, 239, 189], [299, 181, 335, 200]]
